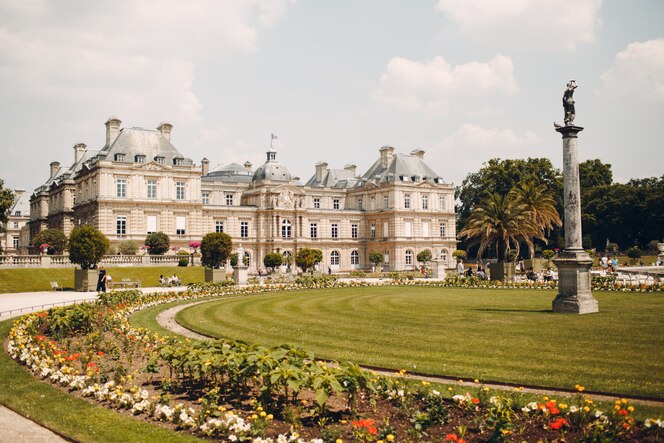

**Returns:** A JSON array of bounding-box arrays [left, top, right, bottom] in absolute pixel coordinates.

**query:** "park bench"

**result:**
[[50, 281, 63, 291], [110, 278, 141, 289]]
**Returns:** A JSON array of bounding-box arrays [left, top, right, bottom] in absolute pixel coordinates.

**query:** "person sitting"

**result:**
[[159, 275, 167, 286], [526, 267, 537, 281], [477, 267, 486, 280], [170, 274, 181, 286], [543, 268, 553, 282], [465, 267, 474, 277]]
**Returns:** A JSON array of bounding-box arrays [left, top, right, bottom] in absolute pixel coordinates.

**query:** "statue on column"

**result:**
[[563, 80, 577, 126]]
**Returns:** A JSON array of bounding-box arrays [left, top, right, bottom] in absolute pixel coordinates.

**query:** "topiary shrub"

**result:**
[[296, 248, 323, 273], [452, 250, 467, 260], [68, 226, 110, 269], [626, 247, 642, 264], [145, 232, 170, 255], [200, 232, 233, 269], [32, 228, 68, 255], [177, 250, 190, 267], [263, 252, 283, 273], [117, 240, 139, 255], [368, 251, 383, 266]]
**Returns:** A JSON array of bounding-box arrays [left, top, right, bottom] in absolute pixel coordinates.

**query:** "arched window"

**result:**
[[405, 249, 413, 265], [351, 250, 359, 265], [281, 219, 292, 238], [330, 250, 340, 265], [440, 249, 448, 262]]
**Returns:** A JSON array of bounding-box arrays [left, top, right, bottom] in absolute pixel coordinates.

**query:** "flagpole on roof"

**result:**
[[270, 133, 278, 149]]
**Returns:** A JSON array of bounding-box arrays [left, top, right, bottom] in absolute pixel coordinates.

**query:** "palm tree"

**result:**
[[509, 181, 562, 258], [459, 192, 538, 262]]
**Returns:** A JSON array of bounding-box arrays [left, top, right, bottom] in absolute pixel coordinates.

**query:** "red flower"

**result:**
[[550, 417, 568, 430], [617, 409, 629, 416], [445, 434, 459, 442], [97, 351, 105, 356], [545, 401, 557, 409], [471, 397, 480, 404], [549, 407, 560, 415]]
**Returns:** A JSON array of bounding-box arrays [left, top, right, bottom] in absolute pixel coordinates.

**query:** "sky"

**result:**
[[1, 0, 663, 193]]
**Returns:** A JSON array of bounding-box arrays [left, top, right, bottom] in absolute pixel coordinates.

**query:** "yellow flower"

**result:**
[[336, 440, 343, 443], [267, 414, 274, 420], [474, 379, 479, 383], [259, 411, 267, 417], [483, 387, 489, 392], [217, 406, 226, 411], [340, 420, 347, 424], [251, 414, 258, 419], [621, 398, 628, 404], [628, 406, 635, 412], [583, 406, 590, 412], [387, 435, 395, 442], [447, 387, 453, 392], [543, 396, 549, 401], [615, 405, 621, 410], [257, 406, 263, 412]]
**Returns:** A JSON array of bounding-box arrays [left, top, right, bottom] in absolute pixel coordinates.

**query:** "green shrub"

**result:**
[[263, 252, 283, 272], [68, 226, 110, 269], [145, 232, 170, 255], [452, 250, 467, 260], [201, 232, 233, 268], [368, 251, 383, 266], [296, 248, 323, 273], [32, 228, 68, 255], [627, 247, 642, 264], [117, 240, 139, 255]]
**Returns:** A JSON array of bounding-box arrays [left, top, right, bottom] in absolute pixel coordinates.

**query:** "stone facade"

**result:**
[[2, 189, 30, 254], [28, 117, 457, 273]]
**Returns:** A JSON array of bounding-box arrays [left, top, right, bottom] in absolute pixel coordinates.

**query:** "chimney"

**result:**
[[244, 161, 253, 171], [379, 146, 395, 169], [201, 158, 209, 176], [315, 161, 328, 182], [73, 143, 87, 163], [50, 161, 60, 178], [410, 149, 425, 159], [344, 164, 357, 175], [105, 116, 122, 147], [157, 121, 173, 141]]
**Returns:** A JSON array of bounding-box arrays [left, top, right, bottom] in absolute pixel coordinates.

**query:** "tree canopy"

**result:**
[[32, 229, 68, 255], [369, 251, 384, 265], [200, 232, 233, 269], [263, 252, 283, 272], [0, 180, 14, 231], [145, 232, 170, 255], [68, 226, 109, 269], [417, 249, 432, 264], [296, 248, 322, 273]]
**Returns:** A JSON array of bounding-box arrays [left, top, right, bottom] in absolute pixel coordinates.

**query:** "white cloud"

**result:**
[[437, 0, 602, 50], [373, 55, 517, 111], [599, 39, 664, 102], [441, 123, 539, 148]]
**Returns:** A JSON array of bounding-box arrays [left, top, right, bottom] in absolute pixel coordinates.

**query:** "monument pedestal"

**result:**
[[431, 259, 446, 279], [233, 265, 248, 285], [553, 250, 598, 314]]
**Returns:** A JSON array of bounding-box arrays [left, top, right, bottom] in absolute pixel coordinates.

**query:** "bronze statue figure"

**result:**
[[563, 80, 577, 126]]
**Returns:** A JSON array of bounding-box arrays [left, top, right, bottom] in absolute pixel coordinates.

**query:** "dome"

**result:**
[[252, 149, 292, 182]]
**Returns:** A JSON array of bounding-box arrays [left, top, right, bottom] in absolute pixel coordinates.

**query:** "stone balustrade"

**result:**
[[0, 254, 188, 268]]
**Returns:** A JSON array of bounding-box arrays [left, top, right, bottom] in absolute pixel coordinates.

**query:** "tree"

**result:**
[[626, 247, 642, 265], [0, 180, 14, 232], [68, 226, 110, 269], [452, 250, 467, 260], [32, 229, 68, 255], [229, 252, 248, 267], [417, 249, 432, 265], [459, 192, 539, 262], [579, 159, 613, 191], [369, 251, 384, 267], [509, 180, 562, 258], [263, 252, 283, 273], [200, 232, 233, 269], [295, 248, 323, 273], [117, 240, 139, 255], [145, 232, 170, 255], [456, 158, 563, 254]]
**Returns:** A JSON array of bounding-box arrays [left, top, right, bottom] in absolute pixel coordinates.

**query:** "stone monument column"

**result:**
[[552, 124, 599, 314]]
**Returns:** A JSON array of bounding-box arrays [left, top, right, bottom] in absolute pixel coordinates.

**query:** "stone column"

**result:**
[[552, 125, 599, 314]]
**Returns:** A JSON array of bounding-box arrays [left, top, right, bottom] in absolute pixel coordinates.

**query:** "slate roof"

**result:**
[[204, 162, 254, 183], [9, 190, 30, 216], [305, 168, 358, 188], [359, 152, 445, 185], [98, 127, 192, 166]]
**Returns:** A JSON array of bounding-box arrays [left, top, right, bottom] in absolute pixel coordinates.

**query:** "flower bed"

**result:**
[[6, 282, 664, 442]]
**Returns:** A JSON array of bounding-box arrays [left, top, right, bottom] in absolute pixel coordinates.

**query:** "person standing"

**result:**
[[456, 260, 464, 276], [96, 265, 107, 293]]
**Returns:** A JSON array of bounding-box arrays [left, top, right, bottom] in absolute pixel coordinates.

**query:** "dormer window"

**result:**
[[114, 153, 125, 162], [135, 154, 146, 163], [154, 156, 165, 164], [173, 157, 184, 166]]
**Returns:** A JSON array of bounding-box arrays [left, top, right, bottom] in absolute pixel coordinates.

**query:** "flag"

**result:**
[[271, 133, 278, 140]]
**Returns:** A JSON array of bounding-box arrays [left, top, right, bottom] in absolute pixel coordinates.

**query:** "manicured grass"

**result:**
[[0, 266, 205, 293], [0, 319, 208, 443], [177, 286, 664, 399]]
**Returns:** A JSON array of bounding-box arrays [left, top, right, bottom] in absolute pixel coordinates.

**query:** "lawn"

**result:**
[[0, 266, 205, 293], [176, 286, 664, 399]]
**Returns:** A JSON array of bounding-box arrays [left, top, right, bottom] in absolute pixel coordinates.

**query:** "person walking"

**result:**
[[96, 265, 107, 293]]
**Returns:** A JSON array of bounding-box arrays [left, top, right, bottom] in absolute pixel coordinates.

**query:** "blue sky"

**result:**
[[1, 0, 662, 192]]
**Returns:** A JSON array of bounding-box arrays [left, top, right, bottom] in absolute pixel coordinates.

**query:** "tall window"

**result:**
[[13, 236, 19, 249], [147, 180, 156, 199], [404, 221, 412, 237], [226, 194, 234, 206], [439, 223, 446, 238], [331, 223, 339, 239], [202, 192, 209, 205], [330, 250, 340, 265], [313, 198, 320, 209], [281, 219, 292, 238], [370, 223, 376, 239], [422, 221, 430, 238], [333, 199, 340, 210], [404, 193, 411, 209], [351, 223, 358, 239], [370, 196, 375, 210], [383, 221, 389, 238], [116, 178, 127, 197], [351, 250, 359, 265], [422, 195, 429, 209], [176, 182, 185, 200], [439, 195, 445, 211], [176, 216, 186, 237], [383, 195, 389, 209], [215, 221, 224, 233], [240, 221, 249, 238], [13, 221, 19, 229], [116, 216, 126, 236], [310, 223, 318, 238], [405, 249, 413, 265], [146, 215, 157, 234]]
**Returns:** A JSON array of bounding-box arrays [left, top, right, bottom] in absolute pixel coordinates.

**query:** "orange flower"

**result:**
[[550, 417, 568, 430], [97, 351, 105, 356], [445, 434, 459, 442], [617, 409, 629, 416], [471, 397, 480, 404]]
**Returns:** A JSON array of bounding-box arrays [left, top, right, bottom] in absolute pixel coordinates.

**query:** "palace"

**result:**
[[28, 117, 457, 273]]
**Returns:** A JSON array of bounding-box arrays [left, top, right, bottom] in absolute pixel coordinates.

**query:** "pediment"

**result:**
[[136, 161, 168, 171], [416, 180, 439, 189]]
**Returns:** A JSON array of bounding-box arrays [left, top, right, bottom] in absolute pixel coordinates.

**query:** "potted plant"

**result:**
[[201, 232, 233, 282], [296, 248, 323, 275], [68, 226, 110, 291], [263, 252, 283, 274], [144, 232, 170, 255], [369, 251, 384, 273]]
